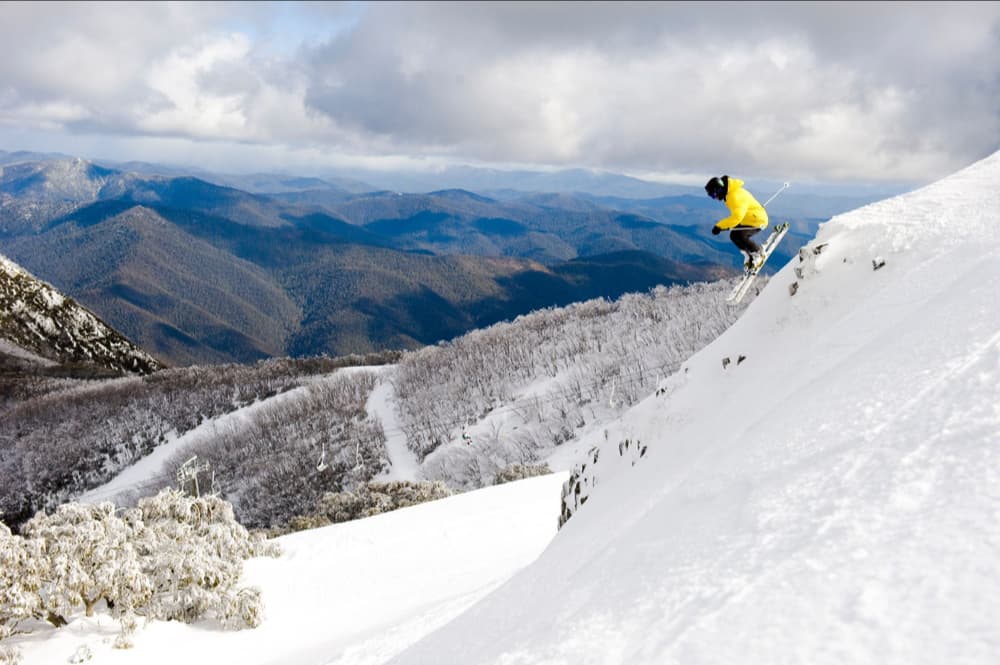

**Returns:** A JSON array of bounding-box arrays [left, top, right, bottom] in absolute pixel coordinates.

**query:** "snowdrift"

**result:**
[[390, 152, 1000, 664]]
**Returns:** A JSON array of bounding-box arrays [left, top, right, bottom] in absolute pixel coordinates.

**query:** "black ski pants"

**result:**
[[730, 226, 762, 254]]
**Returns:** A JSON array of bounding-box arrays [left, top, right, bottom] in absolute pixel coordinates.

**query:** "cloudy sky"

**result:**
[[2, 1, 999, 185]]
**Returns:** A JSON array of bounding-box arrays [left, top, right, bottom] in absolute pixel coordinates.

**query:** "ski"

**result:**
[[726, 222, 790, 304]]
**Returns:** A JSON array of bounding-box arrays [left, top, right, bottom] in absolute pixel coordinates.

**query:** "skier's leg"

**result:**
[[730, 227, 764, 270], [730, 227, 762, 254]]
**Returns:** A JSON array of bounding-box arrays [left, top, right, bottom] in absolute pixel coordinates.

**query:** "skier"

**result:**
[[705, 175, 769, 271]]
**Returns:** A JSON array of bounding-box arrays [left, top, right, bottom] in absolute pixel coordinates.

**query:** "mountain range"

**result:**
[[1, 153, 807, 366]]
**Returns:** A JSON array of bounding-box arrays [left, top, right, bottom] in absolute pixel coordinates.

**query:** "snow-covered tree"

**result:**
[[316, 480, 454, 524], [164, 370, 387, 530], [493, 463, 552, 486], [0, 644, 21, 665], [1, 489, 279, 653], [22, 502, 150, 624], [396, 280, 746, 487], [128, 489, 278, 628], [0, 523, 44, 641]]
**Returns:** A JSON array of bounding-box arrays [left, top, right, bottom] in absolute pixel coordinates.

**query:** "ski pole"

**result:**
[[763, 182, 790, 208]]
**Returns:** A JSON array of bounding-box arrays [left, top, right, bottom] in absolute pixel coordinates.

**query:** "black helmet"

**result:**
[[705, 176, 728, 201]]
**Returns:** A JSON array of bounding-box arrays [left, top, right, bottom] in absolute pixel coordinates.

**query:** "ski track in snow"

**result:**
[[368, 373, 421, 481], [79, 387, 311, 504], [80, 369, 382, 504]]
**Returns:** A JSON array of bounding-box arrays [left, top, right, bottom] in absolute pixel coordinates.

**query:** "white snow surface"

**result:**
[[16, 473, 568, 665], [368, 372, 421, 481], [14, 150, 1000, 664], [387, 151, 1000, 664]]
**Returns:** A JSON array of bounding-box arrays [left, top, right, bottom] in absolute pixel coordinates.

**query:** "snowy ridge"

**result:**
[[0, 253, 163, 374], [387, 152, 1000, 663]]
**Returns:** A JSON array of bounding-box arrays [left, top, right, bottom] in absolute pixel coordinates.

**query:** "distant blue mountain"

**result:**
[[1, 156, 739, 366]]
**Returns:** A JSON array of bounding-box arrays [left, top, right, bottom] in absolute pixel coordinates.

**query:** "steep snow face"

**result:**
[[390, 152, 1000, 664]]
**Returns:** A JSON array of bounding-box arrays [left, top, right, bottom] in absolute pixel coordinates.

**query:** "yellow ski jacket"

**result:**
[[716, 177, 768, 230]]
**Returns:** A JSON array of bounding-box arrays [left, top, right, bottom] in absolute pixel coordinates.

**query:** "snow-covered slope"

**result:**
[[0, 253, 164, 374], [11, 151, 999, 665], [14, 473, 567, 665], [389, 152, 1000, 664]]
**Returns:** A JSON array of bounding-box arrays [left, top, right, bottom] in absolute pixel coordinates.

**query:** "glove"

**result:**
[[711, 225, 722, 236]]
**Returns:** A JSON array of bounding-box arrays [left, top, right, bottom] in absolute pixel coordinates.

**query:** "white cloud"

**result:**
[[0, 1, 998, 184], [141, 34, 253, 138]]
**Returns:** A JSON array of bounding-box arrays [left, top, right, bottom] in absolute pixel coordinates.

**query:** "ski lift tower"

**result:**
[[176, 455, 211, 497]]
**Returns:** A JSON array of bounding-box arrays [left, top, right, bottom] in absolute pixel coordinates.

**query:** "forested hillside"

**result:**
[[1, 279, 748, 531], [0, 354, 396, 529], [395, 280, 744, 487]]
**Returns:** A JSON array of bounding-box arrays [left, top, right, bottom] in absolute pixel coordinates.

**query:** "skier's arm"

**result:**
[[716, 197, 749, 230]]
